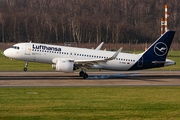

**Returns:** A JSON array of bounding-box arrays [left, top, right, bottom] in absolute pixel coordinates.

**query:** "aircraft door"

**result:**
[[25, 44, 31, 55], [138, 57, 143, 67]]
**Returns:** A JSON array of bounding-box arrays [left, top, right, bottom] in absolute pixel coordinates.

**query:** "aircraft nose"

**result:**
[[3, 49, 7, 56], [3, 49, 11, 57]]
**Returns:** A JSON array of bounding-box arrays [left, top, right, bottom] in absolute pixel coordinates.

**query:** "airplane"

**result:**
[[3, 30, 176, 79]]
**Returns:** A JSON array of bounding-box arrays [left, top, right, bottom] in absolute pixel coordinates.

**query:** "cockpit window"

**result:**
[[11, 46, 20, 49]]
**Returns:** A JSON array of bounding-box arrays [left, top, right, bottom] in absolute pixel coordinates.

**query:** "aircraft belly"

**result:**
[[18, 53, 53, 64], [34, 55, 53, 64], [102, 61, 133, 71]]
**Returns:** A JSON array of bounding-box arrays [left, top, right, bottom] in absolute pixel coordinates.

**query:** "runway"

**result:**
[[0, 71, 180, 87]]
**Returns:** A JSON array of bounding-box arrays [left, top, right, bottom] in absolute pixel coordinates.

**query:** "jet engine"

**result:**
[[52, 59, 74, 72]]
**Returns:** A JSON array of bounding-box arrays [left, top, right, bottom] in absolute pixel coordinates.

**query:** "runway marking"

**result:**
[[0, 71, 180, 87]]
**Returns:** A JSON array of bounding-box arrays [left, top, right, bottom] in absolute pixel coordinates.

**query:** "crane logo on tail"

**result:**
[[154, 42, 168, 56]]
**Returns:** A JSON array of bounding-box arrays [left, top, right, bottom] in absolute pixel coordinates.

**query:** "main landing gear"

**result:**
[[79, 68, 88, 79], [23, 62, 28, 71]]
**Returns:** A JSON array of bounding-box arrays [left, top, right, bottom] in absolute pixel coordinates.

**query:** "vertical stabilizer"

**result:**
[[129, 31, 175, 70]]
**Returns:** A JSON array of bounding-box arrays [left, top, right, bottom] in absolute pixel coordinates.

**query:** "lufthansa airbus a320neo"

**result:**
[[4, 31, 176, 79]]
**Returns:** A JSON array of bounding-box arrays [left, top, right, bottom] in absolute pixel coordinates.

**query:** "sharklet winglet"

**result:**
[[106, 47, 122, 61]]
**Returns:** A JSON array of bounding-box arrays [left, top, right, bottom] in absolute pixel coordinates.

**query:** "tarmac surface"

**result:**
[[0, 71, 180, 87]]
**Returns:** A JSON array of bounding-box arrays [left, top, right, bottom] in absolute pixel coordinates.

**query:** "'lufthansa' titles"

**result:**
[[32, 44, 61, 51]]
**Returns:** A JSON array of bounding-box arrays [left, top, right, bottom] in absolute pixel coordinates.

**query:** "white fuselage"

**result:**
[[4, 43, 141, 71]]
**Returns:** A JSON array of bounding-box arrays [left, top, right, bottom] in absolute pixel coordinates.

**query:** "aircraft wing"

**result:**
[[74, 59, 106, 68], [74, 47, 122, 68], [52, 48, 122, 68]]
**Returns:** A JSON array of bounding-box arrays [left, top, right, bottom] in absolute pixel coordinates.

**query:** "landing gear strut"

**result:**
[[23, 62, 28, 71], [79, 68, 88, 79]]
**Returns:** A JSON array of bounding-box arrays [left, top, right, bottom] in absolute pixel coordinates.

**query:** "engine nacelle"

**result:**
[[52, 59, 74, 72]]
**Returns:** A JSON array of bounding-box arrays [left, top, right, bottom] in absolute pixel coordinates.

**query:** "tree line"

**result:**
[[0, 0, 180, 44]]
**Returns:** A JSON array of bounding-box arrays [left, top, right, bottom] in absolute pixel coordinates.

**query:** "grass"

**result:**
[[0, 87, 180, 120], [0, 50, 180, 119]]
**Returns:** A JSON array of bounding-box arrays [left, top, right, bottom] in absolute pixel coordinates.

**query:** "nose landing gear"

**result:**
[[23, 62, 28, 71]]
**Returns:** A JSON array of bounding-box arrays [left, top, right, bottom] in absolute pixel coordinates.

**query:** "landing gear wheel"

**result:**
[[24, 62, 28, 72], [79, 68, 88, 79], [79, 71, 85, 77], [23, 68, 27, 71], [83, 73, 88, 79]]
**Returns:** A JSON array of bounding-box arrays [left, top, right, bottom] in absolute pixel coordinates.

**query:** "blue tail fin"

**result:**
[[129, 31, 175, 70], [143, 31, 175, 61]]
